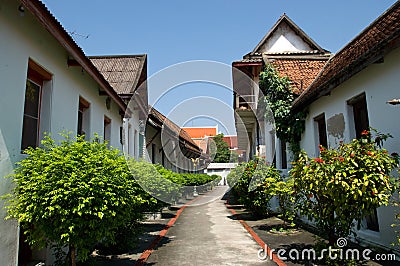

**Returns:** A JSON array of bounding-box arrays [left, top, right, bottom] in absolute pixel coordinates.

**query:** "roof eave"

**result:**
[[292, 35, 400, 111], [21, 0, 127, 112], [232, 62, 263, 67], [129, 54, 147, 94]]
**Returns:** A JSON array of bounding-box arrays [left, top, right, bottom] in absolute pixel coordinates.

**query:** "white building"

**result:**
[[0, 0, 138, 264], [90, 55, 149, 160], [232, 13, 330, 169], [146, 108, 202, 172], [204, 163, 238, 185], [292, 2, 400, 251]]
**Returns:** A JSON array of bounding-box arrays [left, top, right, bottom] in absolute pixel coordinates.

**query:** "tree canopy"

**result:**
[[210, 133, 237, 163]]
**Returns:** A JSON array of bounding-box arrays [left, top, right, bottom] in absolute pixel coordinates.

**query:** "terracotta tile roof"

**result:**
[[90, 55, 146, 95], [20, 0, 126, 112], [182, 127, 218, 139], [207, 135, 238, 150], [222, 136, 238, 149], [293, 1, 400, 110], [265, 56, 330, 95], [192, 139, 208, 153], [148, 108, 201, 155]]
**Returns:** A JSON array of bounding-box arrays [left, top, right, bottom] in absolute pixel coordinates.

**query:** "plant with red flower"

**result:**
[[313, 158, 324, 163], [291, 129, 397, 246], [361, 130, 369, 136]]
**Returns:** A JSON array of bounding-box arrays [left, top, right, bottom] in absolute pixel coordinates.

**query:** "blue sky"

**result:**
[[42, 0, 397, 134]]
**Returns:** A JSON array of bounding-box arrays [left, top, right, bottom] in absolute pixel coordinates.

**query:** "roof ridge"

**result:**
[[251, 13, 325, 54], [328, 1, 400, 61], [150, 108, 201, 151], [88, 54, 147, 59], [292, 1, 400, 110]]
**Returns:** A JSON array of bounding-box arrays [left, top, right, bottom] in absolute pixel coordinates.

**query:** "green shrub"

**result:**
[[154, 165, 219, 187], [269, 176, 296, 227], [227, 163, 246, 188], [129, 161, 181, 204], [3, 134, 159, 265], [229, 160, 283, 217]]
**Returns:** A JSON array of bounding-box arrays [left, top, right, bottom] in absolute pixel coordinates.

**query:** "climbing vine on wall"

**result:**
[[259, 64, 307, 156]]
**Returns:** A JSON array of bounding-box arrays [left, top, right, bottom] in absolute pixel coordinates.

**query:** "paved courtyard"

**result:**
[[144, 186, 276, 265]]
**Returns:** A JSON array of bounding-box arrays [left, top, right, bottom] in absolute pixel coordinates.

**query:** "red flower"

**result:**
[[367, 151, 373, 156], [350, 153, 355, 158], [319, 145, 326, 152], [372, 191, 375, 196], [339, 157, 345, 162], [308, 193, 313, 199], [361, 130, 369, 136], [313, 158, 324, 163]]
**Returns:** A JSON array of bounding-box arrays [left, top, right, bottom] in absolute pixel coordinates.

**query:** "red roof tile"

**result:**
[[222, 136, 238, 149], [266, 56, 330, 95], [182, 127, 218, 139], [149, 108, 201, 154], [293, 1, 400, 110]]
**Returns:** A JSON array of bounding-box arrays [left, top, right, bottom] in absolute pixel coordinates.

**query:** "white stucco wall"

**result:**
[[0, 1, 124, 264], [205, 163, 238, 185], [145, 125, 161, 164], [123, 109, 141, 160], [299, 47, 400, 251], [259, 21, 313, 53]]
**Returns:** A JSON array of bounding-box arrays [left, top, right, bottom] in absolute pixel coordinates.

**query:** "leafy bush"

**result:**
[[3, 134, 159, 265], [132, 164, 220, 200], [291, 130, 398, 245], [227, 163, 246, 188], [229, 160, 285, 217], [267, 176, 296, 228], [154, 165, 220, 187], [259, 64, 307, 156], [129, 161, 181, 204]]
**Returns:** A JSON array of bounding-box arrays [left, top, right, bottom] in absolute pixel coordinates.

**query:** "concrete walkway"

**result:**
[[145, 186, 276, 265]]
